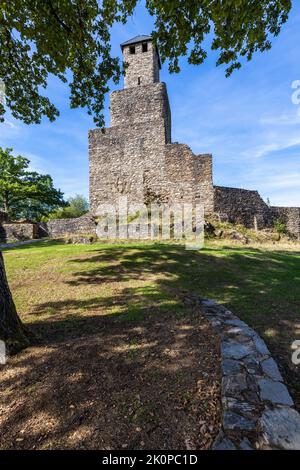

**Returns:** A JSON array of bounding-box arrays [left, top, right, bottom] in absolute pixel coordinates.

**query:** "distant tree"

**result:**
[[0, 147, 66, 221], [47, 194, 89, 220]]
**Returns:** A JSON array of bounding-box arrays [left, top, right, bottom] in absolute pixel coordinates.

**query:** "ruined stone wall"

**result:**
[[89, 127, 213, 213], [213, 186, 300, 238], [193, 154, 214, 213], [0, 223, 38, 242], [89, 118, 167, 212], [89, 79, 173, 213], [39, 213, 97, 238], [163, 144, 214, 212], [213, 186, 272, 229], [271, 206, 300, 239]]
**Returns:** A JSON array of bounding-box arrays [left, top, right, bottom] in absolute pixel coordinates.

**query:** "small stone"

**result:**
[[201, 299, 216, 307], [258, 378, 293, 406], [253, 337, 270, 356], [221, 359, 242, 375], [223, 411, 256, 431], [243, 389, 260, 404], [227, 326, 257, 339], [260, 407, 300, 450], [221, 340, 254, 360], [242, 356, 262, 375], [261, 357, 283, 382], [239, 438, 253, 450], [222, 374, 248, 396], [224, 319, 248, 328], [223, 397, 256, 417], [211, 319, 222, 327]]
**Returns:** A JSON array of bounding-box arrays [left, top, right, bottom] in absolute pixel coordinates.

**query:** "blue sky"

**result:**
[[1, 2, 300, 207]]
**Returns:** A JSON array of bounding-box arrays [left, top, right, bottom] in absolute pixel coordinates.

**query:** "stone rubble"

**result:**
[[200, 298, 300, 450]]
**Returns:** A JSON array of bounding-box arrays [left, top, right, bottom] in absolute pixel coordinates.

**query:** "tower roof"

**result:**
[[120, 35, 161, 68], [120, 35, 152, 49]]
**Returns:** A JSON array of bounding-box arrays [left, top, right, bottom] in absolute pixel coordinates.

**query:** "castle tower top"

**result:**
[[120, 35, 161, 89]]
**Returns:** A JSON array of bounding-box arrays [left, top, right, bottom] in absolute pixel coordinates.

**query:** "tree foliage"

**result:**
[[0, 147, 65, 221], [47, 194, 89, 220], [0, 0, 292, 126]]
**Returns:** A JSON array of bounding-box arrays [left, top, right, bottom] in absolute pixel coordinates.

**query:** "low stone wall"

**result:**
[[213, 186, 300, 239], [200, 298, 300, 450], [39, 213, 97, 238], [213, 186, 271, 229], [0, 223, 38, 242]]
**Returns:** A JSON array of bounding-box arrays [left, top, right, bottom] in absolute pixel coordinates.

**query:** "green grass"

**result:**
[[3, 238, 300, 404]]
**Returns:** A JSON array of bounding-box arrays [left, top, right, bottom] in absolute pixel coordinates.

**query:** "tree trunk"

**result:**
[[0, 251, 31, 355], [3, 191, 9, 214]]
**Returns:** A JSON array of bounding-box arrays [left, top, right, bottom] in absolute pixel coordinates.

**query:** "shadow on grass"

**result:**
[[1, 241, 300, 448], [26, 243, 300, 404], [0, 293, 220, 449]]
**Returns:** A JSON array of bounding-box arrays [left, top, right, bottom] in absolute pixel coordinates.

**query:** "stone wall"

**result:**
[[39, 213, 97, 238], [271, 206, 300, 239], [164, 144, 214, 212], [213, 186, 272, 229], [0, 223, 38, 242], [110, 82, 171, 142], [213, 186, 300, 238]]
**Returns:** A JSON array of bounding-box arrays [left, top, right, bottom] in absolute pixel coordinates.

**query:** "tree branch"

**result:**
[[46, 0, 73, 34]]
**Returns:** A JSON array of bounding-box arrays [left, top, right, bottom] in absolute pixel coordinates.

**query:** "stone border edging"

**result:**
[[200, 298, 300, 450]]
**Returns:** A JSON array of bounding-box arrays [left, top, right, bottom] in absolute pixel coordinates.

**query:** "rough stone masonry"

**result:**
[[88, 34, 300, 239]]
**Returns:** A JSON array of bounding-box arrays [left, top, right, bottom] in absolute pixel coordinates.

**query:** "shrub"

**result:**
[[273, 218, 286, 234]]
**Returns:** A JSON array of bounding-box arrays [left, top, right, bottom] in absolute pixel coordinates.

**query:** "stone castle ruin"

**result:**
[[1, 35, 299, 242], [87, 35, 299, 239]]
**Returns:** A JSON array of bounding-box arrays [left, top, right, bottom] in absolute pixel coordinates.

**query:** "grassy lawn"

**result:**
[[1, 238, 300, 448], [0, 239, 222, 450]]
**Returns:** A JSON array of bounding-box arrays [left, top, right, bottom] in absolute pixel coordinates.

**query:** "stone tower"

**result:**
[[89, 35, 214, 213], [121, 35, 160, 88]]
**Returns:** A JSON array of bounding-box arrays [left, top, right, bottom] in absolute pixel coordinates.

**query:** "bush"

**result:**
[[273, 218, 286, 234]]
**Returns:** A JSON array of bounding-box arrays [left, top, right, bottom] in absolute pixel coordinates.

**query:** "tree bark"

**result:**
[[3, 191, 9, 214], [0, 251, 31, 355]]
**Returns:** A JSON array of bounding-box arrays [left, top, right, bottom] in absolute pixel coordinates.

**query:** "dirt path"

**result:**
[[0, 311, 221, 450]]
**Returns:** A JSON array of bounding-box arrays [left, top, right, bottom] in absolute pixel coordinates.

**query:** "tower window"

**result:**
[[142, 43, 148, 53], [129, 45, 135, 54], [138, 77, 141, 85]]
